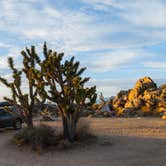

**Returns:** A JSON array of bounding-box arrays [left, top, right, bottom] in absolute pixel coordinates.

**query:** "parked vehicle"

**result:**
[[0, 107, 23, 130]]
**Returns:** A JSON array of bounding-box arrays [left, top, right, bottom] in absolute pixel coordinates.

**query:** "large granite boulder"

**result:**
[[113, 76, 166, 116]]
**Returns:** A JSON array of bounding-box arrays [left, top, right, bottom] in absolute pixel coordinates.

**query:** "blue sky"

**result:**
[[0, 0, 166, 99]]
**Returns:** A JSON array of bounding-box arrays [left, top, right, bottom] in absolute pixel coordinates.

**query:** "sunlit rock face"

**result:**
[[113, 77, 166, 116]]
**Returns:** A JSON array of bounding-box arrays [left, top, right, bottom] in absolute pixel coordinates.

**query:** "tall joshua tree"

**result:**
[[33, 43, 97, 142], [0, 46, 44, 128]]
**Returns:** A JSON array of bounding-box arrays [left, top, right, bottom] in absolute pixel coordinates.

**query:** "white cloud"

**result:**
[[143, 61, 166, 69], [22, 29, 49, 39], [0, 85, 11, 100], [119, 1, 166, 27], [0, 43, 11, 48], [85, 49, 146, 72], [82, 0, 114, 8], [79, 0, 166, 55], [97, 85, 121, 97], [0, 0, 166, 99], [0, 56, 9, 69], [0, 0, 165, 58], [1, 0, 165, 54], [0, 45, 23, 71], [88, 78, 136, 96], [83, 0, 166, 27], [0, 1, 105, 52]]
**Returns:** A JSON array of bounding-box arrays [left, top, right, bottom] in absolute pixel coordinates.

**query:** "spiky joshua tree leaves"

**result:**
[[0, 46, 45, 128], [34, 43, 97, 142]]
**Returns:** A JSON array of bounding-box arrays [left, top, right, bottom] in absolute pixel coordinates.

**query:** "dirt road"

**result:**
[[1, 118, 166, 166]]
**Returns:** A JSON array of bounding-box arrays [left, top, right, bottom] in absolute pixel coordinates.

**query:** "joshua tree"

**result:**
[[33, 43, 97, 142], [0, 46, 45, 128]]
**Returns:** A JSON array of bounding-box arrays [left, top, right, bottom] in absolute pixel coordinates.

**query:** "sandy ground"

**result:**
[[1, 117, 166, 166]]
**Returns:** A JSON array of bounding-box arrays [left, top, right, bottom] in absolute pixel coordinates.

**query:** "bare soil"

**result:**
[[1, 117, 166, 166]]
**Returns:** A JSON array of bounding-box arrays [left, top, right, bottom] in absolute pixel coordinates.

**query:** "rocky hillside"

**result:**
[[113, 77, 166, 116]]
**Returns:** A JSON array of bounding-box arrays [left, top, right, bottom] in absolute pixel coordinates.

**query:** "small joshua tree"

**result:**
[[0, 46, 45, 128], [33, 43, 97, 142]]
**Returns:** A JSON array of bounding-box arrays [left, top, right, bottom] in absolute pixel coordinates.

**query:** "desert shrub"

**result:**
[[75, 119, 95, 141], [13, 125, 58, 150], [13, 120, 96, 151]]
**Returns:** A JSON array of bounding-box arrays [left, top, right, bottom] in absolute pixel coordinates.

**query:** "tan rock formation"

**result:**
[[113, 76, 166, 116]]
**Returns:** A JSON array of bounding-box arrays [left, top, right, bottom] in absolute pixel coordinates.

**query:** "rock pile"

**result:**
[[80, 77, 166, 118], [113, 76, 166, 117]]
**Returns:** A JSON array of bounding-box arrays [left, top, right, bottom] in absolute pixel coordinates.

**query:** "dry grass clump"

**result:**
[[75, 119, 96, 141], [13, 119, 96, 152], [13, 125, 58, 151]]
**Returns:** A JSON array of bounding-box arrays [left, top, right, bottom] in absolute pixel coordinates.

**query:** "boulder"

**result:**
[[113, 76, 166, 116]]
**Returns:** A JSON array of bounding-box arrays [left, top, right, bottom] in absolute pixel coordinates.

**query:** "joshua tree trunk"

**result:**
[[26, 111, 33, 129], [62, 114, 78, 142]]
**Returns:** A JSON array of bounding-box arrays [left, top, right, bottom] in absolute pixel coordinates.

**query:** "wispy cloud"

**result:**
[[0, 57, 9, 69], [143, 61, 166, 69], [1, 0, 166, 54], [117, 1, 166, 27], [88, 78, 136, 96], [84, 49, 152, 72], [82, 0, 166, 46], [0, 0, 166, 98], [0, 1, 113, 53], [0, 43, 11, 48], [82, 0, 166, 27]]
